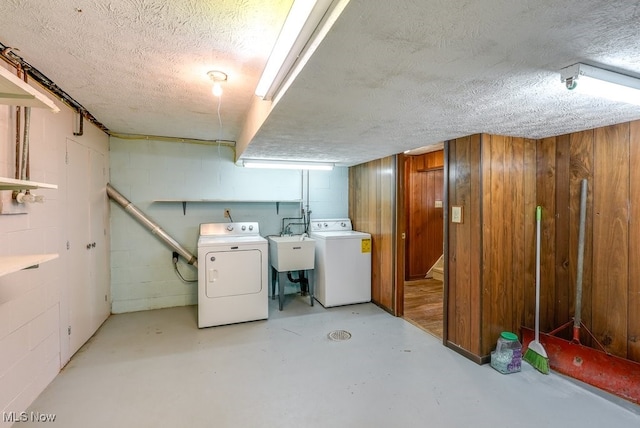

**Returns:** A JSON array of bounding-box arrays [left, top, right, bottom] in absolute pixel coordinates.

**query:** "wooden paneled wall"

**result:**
[[404, 151, 444, 280], [447, 122, 640, 363], [482, 135, 537, 357], [349, 156, 398, 313], [536, 122, 640, 361], [447, 134, 537, 360], [447, 135, 483, 357]]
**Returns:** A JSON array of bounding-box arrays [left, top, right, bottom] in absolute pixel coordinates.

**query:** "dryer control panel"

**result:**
[[199, 222, 260, 237], [310, 218, 353, 232]]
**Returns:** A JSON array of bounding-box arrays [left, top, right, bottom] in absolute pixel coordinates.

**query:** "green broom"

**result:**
[[523, 206, 550, 374]]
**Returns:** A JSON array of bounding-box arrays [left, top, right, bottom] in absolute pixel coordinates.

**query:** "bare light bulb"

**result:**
[[208, 70, 227, 97], [212, 82, 223, 97]]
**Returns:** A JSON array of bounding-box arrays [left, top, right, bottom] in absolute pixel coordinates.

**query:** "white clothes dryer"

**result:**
[[197, 222, 268, 328], [309, 219, 372, 307]]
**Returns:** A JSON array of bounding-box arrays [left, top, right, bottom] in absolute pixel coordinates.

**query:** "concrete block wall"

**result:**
[[0, 67, 109, 425], [109, 137, 348, 313]]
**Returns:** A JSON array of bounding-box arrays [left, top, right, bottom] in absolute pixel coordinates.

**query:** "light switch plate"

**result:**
[[451, 205, 463, 223]]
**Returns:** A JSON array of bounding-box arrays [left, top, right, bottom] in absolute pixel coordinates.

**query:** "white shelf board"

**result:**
[[153, 198, 302, 215], [0, 66, 60, 112], [0, 176, 58, 191], [154, 199, 302, 203], [0, 253, 59, 277]]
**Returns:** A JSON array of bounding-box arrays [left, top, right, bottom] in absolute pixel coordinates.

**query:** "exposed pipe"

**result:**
[[281, 217, 304, 235], [108, 132, 236, 147], [20, 106, 30, 180], [14, 65, 21, 180], [287, 270, 308, 294], [304, 170, 311, 232], [22, 70, 31, 181], [0, 41, 108, 134], [15, 104, 20, 179], [106, 183, 198, 268]]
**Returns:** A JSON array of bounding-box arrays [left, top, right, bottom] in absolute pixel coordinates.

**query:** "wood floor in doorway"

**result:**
[[403, 278, 443, 338]]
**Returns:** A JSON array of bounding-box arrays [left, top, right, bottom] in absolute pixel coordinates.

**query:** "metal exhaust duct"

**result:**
[[107, 183, 198, 268]]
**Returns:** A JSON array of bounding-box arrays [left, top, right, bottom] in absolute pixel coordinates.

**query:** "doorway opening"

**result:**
[[401, 149, 444, 338]]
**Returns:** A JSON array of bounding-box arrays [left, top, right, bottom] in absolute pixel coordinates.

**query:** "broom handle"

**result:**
[[575, 179, 587, 329], [535, 206, 541, 343]]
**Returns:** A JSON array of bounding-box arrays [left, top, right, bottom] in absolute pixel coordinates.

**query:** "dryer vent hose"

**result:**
[[107, 183, 198, 268]]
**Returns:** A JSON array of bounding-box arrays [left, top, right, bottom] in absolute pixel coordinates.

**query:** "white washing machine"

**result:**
[[197, 222, 268, 328], [309, 218, 372, 307]]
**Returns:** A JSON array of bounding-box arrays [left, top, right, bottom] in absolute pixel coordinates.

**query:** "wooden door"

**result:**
[[405, 155, 444, 280]]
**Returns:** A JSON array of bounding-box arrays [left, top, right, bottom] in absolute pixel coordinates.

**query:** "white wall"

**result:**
[[0, 69, 110, 424], [109, 137, 348, 313]]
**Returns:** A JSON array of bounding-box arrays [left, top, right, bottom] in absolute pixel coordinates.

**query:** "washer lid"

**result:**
[[309, 230, 371, 240]]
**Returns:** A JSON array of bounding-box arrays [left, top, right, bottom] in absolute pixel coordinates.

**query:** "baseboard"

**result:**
[[446, 340, 490, 365]]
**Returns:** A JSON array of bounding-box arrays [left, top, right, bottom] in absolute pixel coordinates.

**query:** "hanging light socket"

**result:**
[[208, 70, 228, 97]]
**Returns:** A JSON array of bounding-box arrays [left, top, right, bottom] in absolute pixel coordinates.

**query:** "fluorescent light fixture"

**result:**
[[242, 159, 334, 170], [560, 63, 640, 106], [255, 0, 350, 102]]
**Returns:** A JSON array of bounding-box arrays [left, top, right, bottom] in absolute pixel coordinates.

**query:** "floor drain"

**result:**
[[328, 330, 352, 341]]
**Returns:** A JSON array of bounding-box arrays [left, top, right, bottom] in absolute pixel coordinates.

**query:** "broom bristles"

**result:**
[[524, 341, 550, 374]]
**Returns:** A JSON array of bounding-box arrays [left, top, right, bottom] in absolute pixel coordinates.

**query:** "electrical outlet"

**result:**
[[224, 209, 230, 218]]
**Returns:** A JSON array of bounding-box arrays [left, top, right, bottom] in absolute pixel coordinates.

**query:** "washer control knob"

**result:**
[[249, 225, 254, 231], [226, 225, 234, 232], [210, 256, 216, 262], [241, 225, 246, 231], [324, 223, 328, 227], [341, 222, 346, 227]]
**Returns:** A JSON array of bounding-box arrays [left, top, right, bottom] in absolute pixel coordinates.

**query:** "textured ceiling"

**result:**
[[0, 0, 292, 142], [2, 0, 640, 167]]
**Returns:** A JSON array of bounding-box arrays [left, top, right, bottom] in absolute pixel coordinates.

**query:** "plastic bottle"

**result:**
[[490, 331, 522, 374]]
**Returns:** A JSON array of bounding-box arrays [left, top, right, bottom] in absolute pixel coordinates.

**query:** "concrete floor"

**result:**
[[22, 295, 640, 428]]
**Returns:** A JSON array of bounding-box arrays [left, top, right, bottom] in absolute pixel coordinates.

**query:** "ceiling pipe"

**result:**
[[0, 40, 108, 134], [108, 132, 235, 147]]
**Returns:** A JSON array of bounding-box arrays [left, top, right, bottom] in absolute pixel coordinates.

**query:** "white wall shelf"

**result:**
[[0, 66, 60, 112], [0, 253, 59, 277], [0, 176, 58, 191], [153, 199, 302, 215]]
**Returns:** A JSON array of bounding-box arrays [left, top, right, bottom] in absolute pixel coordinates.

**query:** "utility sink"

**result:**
[[268, 235, 315, 271]]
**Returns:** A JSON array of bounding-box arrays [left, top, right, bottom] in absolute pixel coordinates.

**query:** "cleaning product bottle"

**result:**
[[490, 331, 522, 374]]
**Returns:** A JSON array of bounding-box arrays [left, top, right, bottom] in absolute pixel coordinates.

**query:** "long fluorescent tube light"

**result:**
[[255, 0, 350, 102], [560, 63, 640, 106], [242, 159, 334, 170]]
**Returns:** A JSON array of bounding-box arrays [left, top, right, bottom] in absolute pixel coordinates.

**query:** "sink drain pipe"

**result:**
[[107, 183, 198, 268]]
